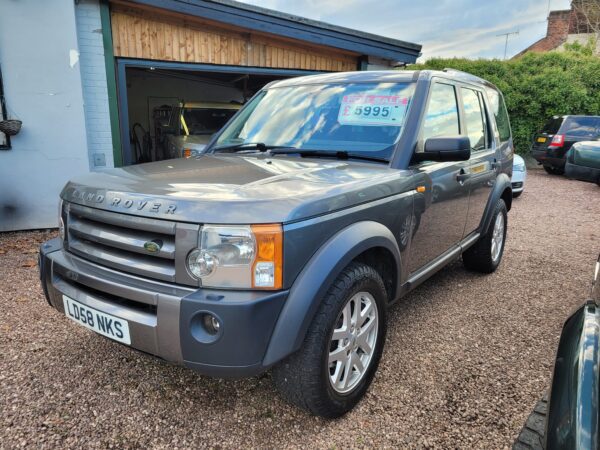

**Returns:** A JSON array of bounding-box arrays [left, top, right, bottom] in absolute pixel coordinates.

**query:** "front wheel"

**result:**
[[463, 198, 508, 273], [272, 262, 387, 418], [513, 394, 547, 450]]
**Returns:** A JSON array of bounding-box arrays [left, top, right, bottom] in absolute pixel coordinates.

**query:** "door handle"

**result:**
[[456, 169, 470, 184]]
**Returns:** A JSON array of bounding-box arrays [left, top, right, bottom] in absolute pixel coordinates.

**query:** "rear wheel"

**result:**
[[543, 165, 564, 175], [272, 262, 387, 418], [463, 198, 507, 273]]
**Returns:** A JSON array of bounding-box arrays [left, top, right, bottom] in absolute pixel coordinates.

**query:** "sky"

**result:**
[[238, 0, 572, 61]]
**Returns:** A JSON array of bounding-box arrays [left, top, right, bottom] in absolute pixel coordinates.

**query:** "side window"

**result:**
[[561, 116, 600, 138], [422, 83, 460, 141], [0, 68, 10, 150], [486, 88, 511, 142], [461, 88, 486, 151]]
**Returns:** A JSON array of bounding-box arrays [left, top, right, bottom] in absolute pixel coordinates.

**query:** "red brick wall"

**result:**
[[526, 10, 571, 53]]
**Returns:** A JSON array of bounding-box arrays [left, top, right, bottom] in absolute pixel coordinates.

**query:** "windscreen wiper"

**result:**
[[269, 149, 389, 163], [212, 142, 297, 153]]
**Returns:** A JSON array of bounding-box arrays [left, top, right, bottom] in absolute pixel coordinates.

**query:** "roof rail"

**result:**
[[442, 68, 489, 85]]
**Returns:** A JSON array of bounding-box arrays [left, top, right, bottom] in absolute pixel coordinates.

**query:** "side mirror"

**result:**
[[413, 136, 471, 162]]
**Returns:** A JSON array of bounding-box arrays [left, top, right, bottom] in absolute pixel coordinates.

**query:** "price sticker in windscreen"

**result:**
[[338, 95, 409, 126]]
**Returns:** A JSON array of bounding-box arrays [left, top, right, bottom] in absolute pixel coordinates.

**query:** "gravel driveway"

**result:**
[[1, 169, 599, 449]]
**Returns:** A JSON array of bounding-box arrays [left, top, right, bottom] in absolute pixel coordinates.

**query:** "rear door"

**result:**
[[460, 86, 498, 235], [407, 81, 471, 273]]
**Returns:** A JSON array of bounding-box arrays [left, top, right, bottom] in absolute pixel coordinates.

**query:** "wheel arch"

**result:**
[[480, 173, 512, 233], [546, 301, 600, 449], [263, 220, 401, 367]]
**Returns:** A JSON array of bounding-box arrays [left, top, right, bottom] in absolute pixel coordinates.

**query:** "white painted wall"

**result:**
[[0, 0, 91, 231], [559, 33, 600, 54], [75, 0, 114, 169]]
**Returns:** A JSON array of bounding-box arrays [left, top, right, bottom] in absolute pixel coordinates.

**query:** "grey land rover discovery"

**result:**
[[40, 69, 514, 417]]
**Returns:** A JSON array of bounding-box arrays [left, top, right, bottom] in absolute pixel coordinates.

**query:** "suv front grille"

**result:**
[[65, 202, 199, 286]]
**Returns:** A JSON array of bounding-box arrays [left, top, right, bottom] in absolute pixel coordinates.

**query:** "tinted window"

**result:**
[[541, 117, 564, 134], [560, 116, 600, 138], [461, 88, 486, 150], [422, 83, 459, 140], [486, 88, 511, 142]]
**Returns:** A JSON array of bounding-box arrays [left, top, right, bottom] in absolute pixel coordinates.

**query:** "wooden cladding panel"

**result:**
[[111, 6, 357, 71]]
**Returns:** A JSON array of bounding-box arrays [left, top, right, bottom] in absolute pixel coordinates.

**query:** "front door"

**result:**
[[408, 82, 470, 274]]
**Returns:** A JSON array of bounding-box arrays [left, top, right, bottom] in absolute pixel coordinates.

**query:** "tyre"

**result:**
[[543, 165, 564, 175], [513, 394, 547, 450], [272, 262, 387, 418], [512, 191, 523, 198], [462, 198, 507, 273]]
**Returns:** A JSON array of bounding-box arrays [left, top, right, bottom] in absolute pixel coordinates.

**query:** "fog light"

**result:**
[[202, 313, 221, 335], [254, 261, 275, 287]]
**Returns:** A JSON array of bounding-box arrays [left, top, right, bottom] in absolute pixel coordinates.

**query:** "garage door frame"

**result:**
[[116, 58, 321, 166]]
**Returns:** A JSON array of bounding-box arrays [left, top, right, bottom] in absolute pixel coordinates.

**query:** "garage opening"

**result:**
[[120, 63, 305, 166], [118, 60, 316, 165]]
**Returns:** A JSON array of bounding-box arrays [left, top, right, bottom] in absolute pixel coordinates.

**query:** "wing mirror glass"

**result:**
[[413, 136, 471, 162]]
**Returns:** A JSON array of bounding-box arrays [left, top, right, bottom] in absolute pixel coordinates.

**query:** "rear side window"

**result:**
[[486, 88, 511, 142], [560, 116, 600, 138], [422, 83, 460, 140], [461, 88, 486, 150]]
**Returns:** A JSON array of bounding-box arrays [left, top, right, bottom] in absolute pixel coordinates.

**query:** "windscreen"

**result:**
[[182, 108, 238, 135], [214, 82, 416, 160]]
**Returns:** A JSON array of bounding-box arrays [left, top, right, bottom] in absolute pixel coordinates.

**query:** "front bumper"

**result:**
[[39, 238, 288, 377], [511, 170, 526, 193]]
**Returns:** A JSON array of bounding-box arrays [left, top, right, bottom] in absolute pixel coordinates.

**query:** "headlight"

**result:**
[[186, 224, 283, 290], [513, 163, 525, 172], [183, 148, 204, 158]]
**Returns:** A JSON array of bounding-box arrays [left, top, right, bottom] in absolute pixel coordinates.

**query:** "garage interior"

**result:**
[[124, 65, 289, 164], [107, 0, 422, 166]]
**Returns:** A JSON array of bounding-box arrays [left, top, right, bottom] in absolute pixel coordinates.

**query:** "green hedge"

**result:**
[[407, 49, 600, 154]]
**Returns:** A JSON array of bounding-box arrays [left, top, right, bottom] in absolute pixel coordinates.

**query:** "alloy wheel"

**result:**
[[328, 292, 379, 394], [491, 212, 505, 263]]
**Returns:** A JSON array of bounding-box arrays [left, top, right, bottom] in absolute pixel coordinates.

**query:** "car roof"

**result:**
[[573, 141, 600, 149], [266, 69, 500, 91]]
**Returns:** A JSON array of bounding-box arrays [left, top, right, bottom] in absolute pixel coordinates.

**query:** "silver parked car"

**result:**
[[163, 102, 241, 159], [511, 154, 526, 197]]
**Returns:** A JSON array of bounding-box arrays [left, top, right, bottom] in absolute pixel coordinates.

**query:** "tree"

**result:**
[[570, 0, 600, 55]]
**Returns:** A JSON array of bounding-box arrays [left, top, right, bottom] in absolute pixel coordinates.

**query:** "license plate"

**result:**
[[537, 137, 547, 143], [63, 295, 131, 345]]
